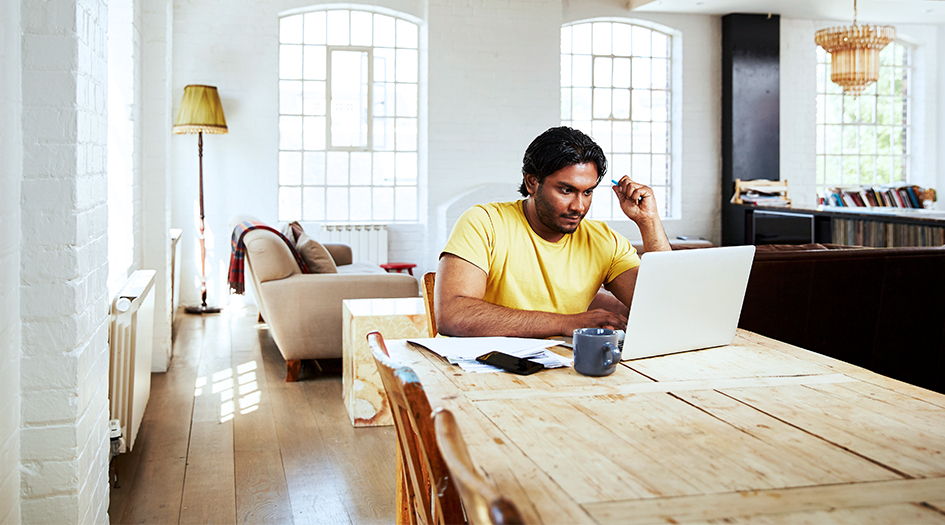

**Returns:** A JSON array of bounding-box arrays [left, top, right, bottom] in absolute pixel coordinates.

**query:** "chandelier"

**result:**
[[814, 0, 895, 97]]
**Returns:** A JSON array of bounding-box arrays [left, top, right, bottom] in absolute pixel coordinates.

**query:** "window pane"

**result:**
[[302, 116, 325, 150], [613, 58, 631, 88], [612, 88, 630, 120], [561, 55, 572, 87], [632, 153, 650, 184], [374, 117, 395, 150], [330, 50, 368, 148], [612, 153, 630, 178], [632, 122, 650, 153], [350, 187, 371, 221], [280, 15, 303, 44], [572, 55, 592, 87], [396, 152, 417, 185], [631, 57, 650, 88], [302, 187, 324, 221], [280, 45, 302, 79], [651, 122, 667, 154], [632, 26, 651, 56], [572, 88, 591, 120], [280, 116, 302, 150], [351, 11, 372, 46], [396, 118, 417, 151], [303, 45, 326, 80], [327, 10, 349, 45], [396, 49, 418, 83], [594, 57, 612, 88], [652, 32, 668, 57], [374, 48, 395, 83], [561, 88, 571, 120], [613, 24, 631, 56], [374, 14, 395, 47], [374, 82, 394, 117], [303, 152, 325, 185], [373, 187, 394, 220], [593, 88, 611, 119], [279, 187, 301, 221], [652, 58, 668, 89], [326, 187, 348, 220], [652, 154, 668, 185], [374, 152, 395, 185], [592, 120, 611, 152], [572, 23, 591, 54], [396, 83, 417, 117], [592, 22, 611, 56], [280, 152, 301, 185], [651, 90, 668, 121], [631, 89, 650, 121], [327, 151, 349, 185], [395, 187, 417, 221], [397, 18, 418, 48], [303, 11, 325, 44], [280, 80, 302, 115], [303, 81, 325, 116], [613, 121, 632, 153], [350, 152, 371, 185]]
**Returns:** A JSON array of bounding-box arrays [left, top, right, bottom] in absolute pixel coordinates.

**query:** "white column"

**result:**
[[20, 0, 111, 521], [0, 0, 22, 521]]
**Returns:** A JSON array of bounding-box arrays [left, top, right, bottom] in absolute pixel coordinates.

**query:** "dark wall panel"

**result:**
[[721, 14, 780, 246]]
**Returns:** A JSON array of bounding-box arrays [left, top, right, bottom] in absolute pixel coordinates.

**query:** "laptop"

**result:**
[[620, 245, 756, 360]]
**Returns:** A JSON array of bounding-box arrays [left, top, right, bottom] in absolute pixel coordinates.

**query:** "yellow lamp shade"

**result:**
[[173, 85, 228, 134]]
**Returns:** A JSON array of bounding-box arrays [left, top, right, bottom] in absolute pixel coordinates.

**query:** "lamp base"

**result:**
[[185, 305, 222, 315]]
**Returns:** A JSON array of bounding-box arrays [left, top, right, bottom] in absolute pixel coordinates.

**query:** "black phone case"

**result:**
[[475, 351, 544, 375]]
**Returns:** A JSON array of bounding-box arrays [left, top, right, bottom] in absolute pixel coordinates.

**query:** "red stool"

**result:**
[[380, 262, 416, 276]]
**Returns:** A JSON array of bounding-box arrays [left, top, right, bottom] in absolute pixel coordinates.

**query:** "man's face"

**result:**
[[527, 163, 599, 237]]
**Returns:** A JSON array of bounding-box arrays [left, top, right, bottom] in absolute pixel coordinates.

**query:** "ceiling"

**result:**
[[629, 0, 945, 25]]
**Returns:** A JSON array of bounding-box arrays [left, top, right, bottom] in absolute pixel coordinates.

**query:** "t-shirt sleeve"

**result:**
[[440, 205, 493, 273], [604, 228, 640, 283]]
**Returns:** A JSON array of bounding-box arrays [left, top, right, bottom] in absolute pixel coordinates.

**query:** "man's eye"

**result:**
[[584, 189, 594, 196]]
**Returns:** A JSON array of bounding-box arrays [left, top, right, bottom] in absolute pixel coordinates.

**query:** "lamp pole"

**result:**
[[185, 131, 221, 314]]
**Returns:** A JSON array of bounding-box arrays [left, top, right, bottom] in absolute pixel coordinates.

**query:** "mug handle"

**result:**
[[601, 341, 620, 368]]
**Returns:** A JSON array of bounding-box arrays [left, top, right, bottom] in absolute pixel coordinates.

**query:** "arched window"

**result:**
[[278, 7, 420, 222], [561, 20, 675, 219], [816, 40, 913, 196]]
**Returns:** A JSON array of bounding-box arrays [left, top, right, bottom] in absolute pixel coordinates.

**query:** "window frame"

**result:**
[[560, 18, 680, 220], [815, 39, 913, 196], [277, 5, 422, 224]]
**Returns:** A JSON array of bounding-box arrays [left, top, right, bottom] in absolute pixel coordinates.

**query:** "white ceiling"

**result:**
[[629, 0, 945, 25]]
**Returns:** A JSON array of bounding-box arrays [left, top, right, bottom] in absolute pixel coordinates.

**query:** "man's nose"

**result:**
[[571, 194, 590, 213]]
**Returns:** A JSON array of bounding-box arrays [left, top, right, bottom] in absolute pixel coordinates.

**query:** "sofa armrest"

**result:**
[[324, 243, 352, 266], [257, 272, 419, 361]]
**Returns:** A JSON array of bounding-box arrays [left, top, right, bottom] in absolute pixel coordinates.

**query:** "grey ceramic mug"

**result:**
[[572, 328, 621, 376]]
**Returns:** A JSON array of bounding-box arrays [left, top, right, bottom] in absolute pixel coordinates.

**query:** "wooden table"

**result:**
[[342, 298, 428, 427], [386, 330, 945, 524]]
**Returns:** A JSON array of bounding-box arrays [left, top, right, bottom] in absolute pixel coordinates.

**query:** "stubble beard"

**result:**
[[533, 184, 586, 235]]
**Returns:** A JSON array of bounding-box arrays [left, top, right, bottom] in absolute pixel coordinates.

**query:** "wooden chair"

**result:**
[[421, 272, 437, 337], [433, 409, 527, 525], [367, 331, 464, 525]]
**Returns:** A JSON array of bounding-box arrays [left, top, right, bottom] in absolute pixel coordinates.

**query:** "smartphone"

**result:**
[[475, 351, 545, 375]]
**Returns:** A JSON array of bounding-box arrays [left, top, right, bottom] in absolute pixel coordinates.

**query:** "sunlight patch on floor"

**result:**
[[194, 360, 262, 422]]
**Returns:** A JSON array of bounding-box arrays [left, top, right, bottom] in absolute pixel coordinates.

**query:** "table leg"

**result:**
[[395, 441, 416, 524]]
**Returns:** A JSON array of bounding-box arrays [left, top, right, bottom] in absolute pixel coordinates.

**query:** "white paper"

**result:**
[[406, 337, 573, 373]]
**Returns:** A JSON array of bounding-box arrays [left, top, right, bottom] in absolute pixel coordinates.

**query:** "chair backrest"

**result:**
[[433, 409, 526, 525], [421, 272, 436, 337], [367, 331, 463, 525]]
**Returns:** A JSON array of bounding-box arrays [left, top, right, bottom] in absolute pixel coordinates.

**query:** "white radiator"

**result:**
[[319, 224, 389, 265], [108, 269, 156, 453]]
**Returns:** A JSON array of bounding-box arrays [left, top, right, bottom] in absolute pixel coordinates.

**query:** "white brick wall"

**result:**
[[20, 0, 111, 521], [779, 18, 818, 209], [0, 0, 22, 520]]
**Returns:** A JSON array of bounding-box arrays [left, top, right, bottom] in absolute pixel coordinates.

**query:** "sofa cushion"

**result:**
[[296, 232, 338, 274], [337, 261, 387, 274]]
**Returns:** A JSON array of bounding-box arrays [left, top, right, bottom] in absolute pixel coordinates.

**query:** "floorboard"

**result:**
[[108, 304, 397, 524]]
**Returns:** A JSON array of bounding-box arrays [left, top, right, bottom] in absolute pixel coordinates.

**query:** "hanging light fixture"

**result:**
[[815, 0, 895, 97]]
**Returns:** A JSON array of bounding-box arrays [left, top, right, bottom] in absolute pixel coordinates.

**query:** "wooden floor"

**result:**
[[108, 304, 397, 524]]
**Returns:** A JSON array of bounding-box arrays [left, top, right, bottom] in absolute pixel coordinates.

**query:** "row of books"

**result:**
[[821, 184, 934, 209], [833, 218, 945, 248]]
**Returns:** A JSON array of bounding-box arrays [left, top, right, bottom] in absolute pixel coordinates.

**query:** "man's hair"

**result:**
[[519, 126, 607, 197]]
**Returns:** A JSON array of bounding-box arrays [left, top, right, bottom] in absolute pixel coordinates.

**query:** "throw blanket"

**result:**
[[228, 221, 309, 295]]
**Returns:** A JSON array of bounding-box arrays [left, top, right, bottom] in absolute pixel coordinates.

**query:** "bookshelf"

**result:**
[[741, 205, 945, 248]]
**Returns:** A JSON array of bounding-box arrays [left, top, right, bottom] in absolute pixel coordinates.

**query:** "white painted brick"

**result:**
[[21, 315, 78, 350], [19, 423, 78, 462], [20, 458, 80, 498], [21, 494, 79, 525], [21, 389, 79, 426], [21, 106, 77, 143], [22, 34, 78, 70]]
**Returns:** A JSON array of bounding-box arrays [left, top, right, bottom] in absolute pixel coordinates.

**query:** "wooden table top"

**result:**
[[385, 329, 945, 524]]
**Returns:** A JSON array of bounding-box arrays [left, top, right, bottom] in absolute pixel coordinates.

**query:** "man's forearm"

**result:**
[[437, 296, 572, 338], [638, 217, 671, 253]]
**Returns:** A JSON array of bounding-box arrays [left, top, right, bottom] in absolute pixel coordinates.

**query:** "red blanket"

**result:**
[[227, 221, 309, 295]]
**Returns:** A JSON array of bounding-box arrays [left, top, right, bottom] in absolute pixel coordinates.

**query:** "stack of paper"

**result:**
[[406, 337, 572, 373]]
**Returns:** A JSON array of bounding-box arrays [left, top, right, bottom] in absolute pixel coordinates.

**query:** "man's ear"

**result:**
[[523, 173, 540, 196]]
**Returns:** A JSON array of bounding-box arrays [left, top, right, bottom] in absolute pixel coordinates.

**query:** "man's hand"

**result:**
[[612, 176, 660, 225], [611, 175, 671, 253]]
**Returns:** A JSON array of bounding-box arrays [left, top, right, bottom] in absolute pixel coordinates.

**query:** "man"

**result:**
[[436, 126, 671, 338]]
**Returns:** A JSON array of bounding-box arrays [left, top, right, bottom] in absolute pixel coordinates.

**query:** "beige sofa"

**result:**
[[242, 227, 419, 381]]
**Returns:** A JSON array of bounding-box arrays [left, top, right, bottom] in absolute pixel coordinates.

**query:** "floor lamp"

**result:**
[[174, 84, 227, 314]]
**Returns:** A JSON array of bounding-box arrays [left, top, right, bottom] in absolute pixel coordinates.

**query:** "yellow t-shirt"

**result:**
[[441, 200, 640, 314]]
